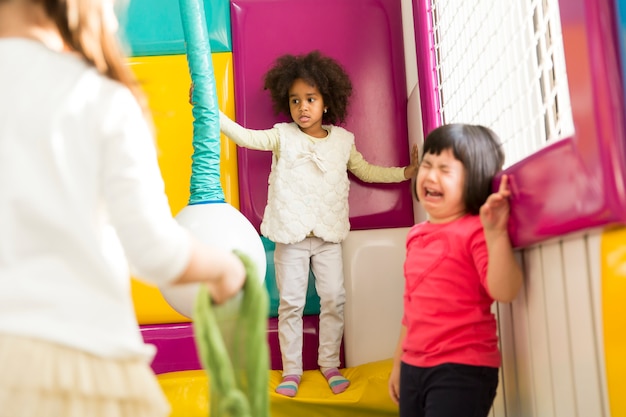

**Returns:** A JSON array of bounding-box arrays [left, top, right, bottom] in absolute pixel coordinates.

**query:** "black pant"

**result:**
[[399, 362, 498, 417]]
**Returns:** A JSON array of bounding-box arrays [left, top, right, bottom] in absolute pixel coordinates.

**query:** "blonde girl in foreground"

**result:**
[[0, 1, 245, 416]]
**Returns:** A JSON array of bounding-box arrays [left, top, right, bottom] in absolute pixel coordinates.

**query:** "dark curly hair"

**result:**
[[263, 51, 353, 125]]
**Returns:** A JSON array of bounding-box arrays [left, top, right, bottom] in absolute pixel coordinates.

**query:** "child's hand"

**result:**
[[189, 82, 195, 105], [388, 362, 401, 405], [480, 174, 511, 232], [403, 143, 419, 179]]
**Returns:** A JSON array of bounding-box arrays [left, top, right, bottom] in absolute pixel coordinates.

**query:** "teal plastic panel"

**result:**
[[262, 237, 321, 318], [117, 0, 231, 57]]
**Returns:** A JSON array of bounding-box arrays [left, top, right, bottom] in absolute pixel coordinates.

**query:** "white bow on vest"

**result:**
[[292, 151, 328, 173]]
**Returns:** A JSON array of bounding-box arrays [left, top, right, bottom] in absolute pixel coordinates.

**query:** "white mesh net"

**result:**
[[430, 0, 574, 167]]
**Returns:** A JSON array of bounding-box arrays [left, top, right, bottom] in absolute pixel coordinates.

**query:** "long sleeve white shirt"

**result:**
[[0, 39, 191, 360], [220, 113, 407, 243]]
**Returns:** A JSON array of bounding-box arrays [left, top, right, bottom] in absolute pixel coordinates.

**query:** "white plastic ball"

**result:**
[[159, 203, 267, 318]]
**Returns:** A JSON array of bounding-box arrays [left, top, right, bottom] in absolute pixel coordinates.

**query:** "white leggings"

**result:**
[[274, 237, 346, 376]]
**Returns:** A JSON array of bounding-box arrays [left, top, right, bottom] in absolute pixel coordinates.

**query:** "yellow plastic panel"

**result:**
[[158, 359, 398, 417], [601, 227, 626, 417], [127, 52, 238, 325]]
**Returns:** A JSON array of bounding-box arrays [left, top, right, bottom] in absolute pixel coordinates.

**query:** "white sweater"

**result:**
[[0, 39, 191, 360], [220, 113, 407, 243]]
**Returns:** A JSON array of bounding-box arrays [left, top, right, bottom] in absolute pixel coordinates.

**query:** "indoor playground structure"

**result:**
[[114, 0, 626, 415]]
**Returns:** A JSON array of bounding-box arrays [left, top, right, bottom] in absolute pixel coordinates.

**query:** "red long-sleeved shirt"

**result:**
[[402, 214, 501, 368]]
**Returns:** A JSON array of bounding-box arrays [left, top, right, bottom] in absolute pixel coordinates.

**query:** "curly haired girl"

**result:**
[[216, 50, 418, 397]]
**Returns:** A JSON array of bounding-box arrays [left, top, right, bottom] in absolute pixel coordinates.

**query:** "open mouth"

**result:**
[[425, 188, 443, 198]]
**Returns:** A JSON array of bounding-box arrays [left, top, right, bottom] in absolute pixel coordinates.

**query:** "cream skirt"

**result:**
[[0, 333, 171, 417]]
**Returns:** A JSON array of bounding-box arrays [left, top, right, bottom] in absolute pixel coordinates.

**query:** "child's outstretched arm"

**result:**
[[348, 143, 418, 183], [480, 175, 523, 302], [190, 82, 278, 151], [218, 111, 279, 151]]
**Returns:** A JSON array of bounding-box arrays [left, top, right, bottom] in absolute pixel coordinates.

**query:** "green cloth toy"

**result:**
[[193, 251, 270, 417]]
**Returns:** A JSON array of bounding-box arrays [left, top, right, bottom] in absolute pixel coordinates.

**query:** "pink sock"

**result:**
[[321, 367, 350, 394], [276, 374, 301, 397]]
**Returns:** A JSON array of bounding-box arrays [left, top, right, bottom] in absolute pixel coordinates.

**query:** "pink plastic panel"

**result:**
[[230, 0, 413, 232], [267, 316, 345, 371], [141, 322, 201, 374], [412, 0, 442, 137], [141, 316, 344, 373], [497, 0, 626, 247], [413, 0, 626, 247]]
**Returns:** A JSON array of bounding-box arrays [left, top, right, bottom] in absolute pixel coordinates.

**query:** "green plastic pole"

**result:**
[[179, 0, 225, 204]]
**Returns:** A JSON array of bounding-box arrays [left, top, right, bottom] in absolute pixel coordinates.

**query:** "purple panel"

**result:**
[[141, 322, 201, 375], [498, 139, 608, 246], [413, 0, 626, 247], [412, 0, 443, 137], [141, 315, 341, 374], [495, 0, 626, 247], [267, 316, 345, 371], [230, 0, 413, 233]]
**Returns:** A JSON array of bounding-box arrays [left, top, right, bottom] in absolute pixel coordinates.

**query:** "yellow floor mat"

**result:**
[[159, 359, 397, 417]]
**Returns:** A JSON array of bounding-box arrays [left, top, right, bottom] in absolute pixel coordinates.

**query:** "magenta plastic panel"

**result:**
[[230, 0, 413, 232], [141, 315, 343, 373], [267, 316, 345, 371], [141, 322, 201, 374], [412, 0, 443, 137], [496, 0, 626, 247], [413, 0, 626, 248]]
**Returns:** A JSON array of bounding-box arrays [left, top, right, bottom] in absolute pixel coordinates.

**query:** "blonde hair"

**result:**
[[43, 0, 149, 116]]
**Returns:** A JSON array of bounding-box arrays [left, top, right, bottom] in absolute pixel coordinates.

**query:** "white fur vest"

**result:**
[[261, 122, 353, 244]]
